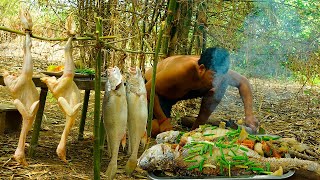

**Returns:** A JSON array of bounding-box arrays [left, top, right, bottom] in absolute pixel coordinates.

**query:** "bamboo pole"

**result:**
[[93, 16, 103, 180], [161, 0, 177, 56], [0, 26, 116, 41], [146, 21, 165, 141], [0, 26, 162, 56]]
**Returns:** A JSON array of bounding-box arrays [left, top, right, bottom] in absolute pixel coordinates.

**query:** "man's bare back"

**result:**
[[145, 55, 213, 100]]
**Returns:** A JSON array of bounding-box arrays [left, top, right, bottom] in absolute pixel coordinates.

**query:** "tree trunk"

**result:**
[[177, 0, 193, 55], [161, 0, 177, 57]]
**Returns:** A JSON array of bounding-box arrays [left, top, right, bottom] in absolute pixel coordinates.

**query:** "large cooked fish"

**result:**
[[138, 125, 320, 177], [125, 67, 148, 175], [103, 66, 127, 180]]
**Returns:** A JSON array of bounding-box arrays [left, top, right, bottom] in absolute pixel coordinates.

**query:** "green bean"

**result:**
[[248, 134, 259, 140], [203, 144, 209, 154], [216, 143, 227, 148], [199, 158, 205, 171], [244, 161, 255, 166], [211, 126, 217, 130], [209, 144, 213, 156], [184, 159, 198, 162], [230, 149, 237, 156], [232, 156, 247, 160], [239, 146, 249, 152], [250, 167, 265, 172], [176, 132, 185, 143], [190, 147, 202, 153], [219, 147, 225, 160], [266, 162, 270, 171], [183, 153, 198, 161]]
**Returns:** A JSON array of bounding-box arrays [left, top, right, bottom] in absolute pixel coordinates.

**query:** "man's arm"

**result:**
[[192, 76, 229, 130], [192, 89, 215, 129], [228, 70, 259, 132]]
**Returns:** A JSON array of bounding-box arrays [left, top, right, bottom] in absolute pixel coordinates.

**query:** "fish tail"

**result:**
[[105, 161, 117, 180], [141, 131, 148, 148], [125, 157, 137, 175], [121, 133, 127, 151]]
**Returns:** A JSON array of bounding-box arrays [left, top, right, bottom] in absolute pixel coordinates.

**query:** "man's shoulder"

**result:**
[[164, 55, 199, 62], [164, 55, 199, 68]]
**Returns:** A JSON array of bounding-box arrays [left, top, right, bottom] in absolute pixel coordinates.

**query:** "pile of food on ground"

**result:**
[[138, 124, 320, 178]]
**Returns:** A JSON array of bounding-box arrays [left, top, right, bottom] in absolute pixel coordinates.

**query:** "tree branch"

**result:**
[[0, 26, 116, 41]]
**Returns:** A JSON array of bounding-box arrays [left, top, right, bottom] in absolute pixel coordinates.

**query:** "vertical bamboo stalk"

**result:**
[[139, 0, 149, 73], [178, 0, 193, 54], [93, 16, 103, 180], [78, 0, 85, 69], [130, 0, 138, 67], [167, 2, 180, 56], [161, 0, 177, 56], [147, 21, 165, 140], [188, 10, 199, 54], [198, 1, 207, 51]]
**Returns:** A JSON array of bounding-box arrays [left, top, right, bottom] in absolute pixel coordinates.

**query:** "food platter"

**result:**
[[147, 133, 295, 180], [147, 170, 295, 180]]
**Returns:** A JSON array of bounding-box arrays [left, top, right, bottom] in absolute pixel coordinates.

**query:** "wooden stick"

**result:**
[[146, 21, 165, 146], [0, 26, 116, 41], [93, 16, 103, 180]]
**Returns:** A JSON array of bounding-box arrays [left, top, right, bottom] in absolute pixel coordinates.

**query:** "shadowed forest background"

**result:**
[[0, 0, 319, 179]]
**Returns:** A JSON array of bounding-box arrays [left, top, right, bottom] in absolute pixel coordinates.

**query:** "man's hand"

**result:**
[[151, 118, 173, 137], [151, 119, 160, 137], [244, 115, 259, 133], [159, 118, 173, 133]]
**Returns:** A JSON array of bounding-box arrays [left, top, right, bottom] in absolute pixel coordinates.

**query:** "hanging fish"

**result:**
[[125, 66, 148, 175], [102, 66, 127, 180]]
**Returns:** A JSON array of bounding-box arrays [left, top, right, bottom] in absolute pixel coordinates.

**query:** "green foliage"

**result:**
[[231, 0, 319, 79], [75, 68, 95, 75], [0, 0, 318, 82], [0, 0, 20, 27]]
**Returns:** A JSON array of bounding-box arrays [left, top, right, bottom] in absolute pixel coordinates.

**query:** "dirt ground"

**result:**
[[0, 40, 319, 179], [1, 77, 320, 179]]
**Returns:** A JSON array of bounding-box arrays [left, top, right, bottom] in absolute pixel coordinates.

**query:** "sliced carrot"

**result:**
[[272, 149, 282, 159], [241, 139, 255, 149]]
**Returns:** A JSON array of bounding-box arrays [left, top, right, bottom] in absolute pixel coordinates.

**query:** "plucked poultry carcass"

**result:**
[[102, 66, 127, 180], [41, 15, 81, 162], [138, 125, 320, 178], [3, 9, 40, 166]]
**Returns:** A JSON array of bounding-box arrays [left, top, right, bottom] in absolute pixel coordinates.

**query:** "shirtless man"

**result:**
[[145, 47, 259, 136]]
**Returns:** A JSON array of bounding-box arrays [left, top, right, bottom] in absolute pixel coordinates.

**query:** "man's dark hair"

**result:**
[[198, 47, 230, 75]]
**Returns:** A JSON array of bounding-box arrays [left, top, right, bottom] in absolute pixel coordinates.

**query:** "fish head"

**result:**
[[126, 66, 145, 93], [138, 143, 178, 171], [156, 131, 181, 144], [127, 66, 141, 83], [107, 66, 122, 91]]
